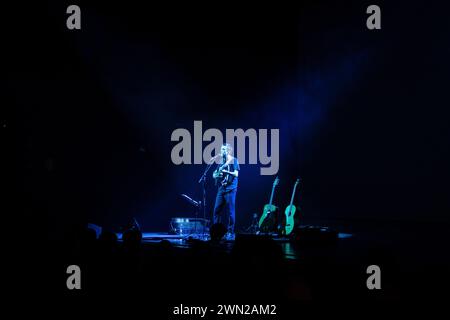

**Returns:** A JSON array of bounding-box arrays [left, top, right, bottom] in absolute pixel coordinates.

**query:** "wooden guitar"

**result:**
[[284, 178, 301, 236], [258, 176, 280, 231]]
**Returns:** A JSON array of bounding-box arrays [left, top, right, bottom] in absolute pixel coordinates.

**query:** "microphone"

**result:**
[[181, 194, 200, 207]]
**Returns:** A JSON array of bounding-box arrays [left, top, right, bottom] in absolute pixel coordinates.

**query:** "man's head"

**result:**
[[220, 143, 233, 156]]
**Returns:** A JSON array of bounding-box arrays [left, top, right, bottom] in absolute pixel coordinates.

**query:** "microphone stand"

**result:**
[[198, 160, 215, 238]]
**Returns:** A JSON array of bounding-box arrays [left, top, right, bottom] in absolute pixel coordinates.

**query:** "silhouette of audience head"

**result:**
[[122, 228, 142, 249], [98, 230, 118, 252]]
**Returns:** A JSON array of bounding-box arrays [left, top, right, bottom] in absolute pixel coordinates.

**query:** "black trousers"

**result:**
[[213, 187, 237, 233]]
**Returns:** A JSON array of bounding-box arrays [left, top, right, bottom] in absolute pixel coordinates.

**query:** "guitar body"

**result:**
[[213, 169, 224, 185], [258, 177, 280, 233], [259, 204, 277, 227], [284, 178, 301, 236], [284, 204, 296, 235], [213, 156, 233, 186]]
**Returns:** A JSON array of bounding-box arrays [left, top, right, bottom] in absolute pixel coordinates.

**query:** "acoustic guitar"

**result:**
[[258, 176, 280, 232], [212, 156, 233, 186], [284, 178, 301, 235]]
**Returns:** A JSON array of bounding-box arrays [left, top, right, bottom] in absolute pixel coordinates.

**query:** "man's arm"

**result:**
[[222, 169, 238, 177]]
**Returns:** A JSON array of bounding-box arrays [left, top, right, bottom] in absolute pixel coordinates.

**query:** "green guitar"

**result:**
[[258, 176, 280, 231], [284, 178, 301, 235]]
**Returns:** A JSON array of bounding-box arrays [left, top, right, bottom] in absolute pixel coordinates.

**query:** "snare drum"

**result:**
[[170, 217, 210, 235]]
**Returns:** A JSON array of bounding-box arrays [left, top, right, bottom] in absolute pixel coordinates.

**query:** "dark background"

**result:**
[[8, 1, 450, 242]]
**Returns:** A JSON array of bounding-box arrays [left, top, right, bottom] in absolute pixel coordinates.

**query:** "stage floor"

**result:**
[[116, 229, 353, 260], [113, 218, 450, 265]]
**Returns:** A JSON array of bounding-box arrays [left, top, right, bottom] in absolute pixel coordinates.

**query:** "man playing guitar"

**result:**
[[212, 143, 240, 239]]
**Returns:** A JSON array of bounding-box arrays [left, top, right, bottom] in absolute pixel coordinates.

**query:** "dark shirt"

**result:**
[[217, 157, 240, 191]]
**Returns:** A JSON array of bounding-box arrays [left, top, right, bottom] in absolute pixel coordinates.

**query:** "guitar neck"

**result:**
[[268, 185, 276, 205], [288, 182, 299, 206]]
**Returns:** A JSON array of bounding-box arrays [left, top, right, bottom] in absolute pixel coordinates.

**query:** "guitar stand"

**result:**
[[245, 213, 260, 234]]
